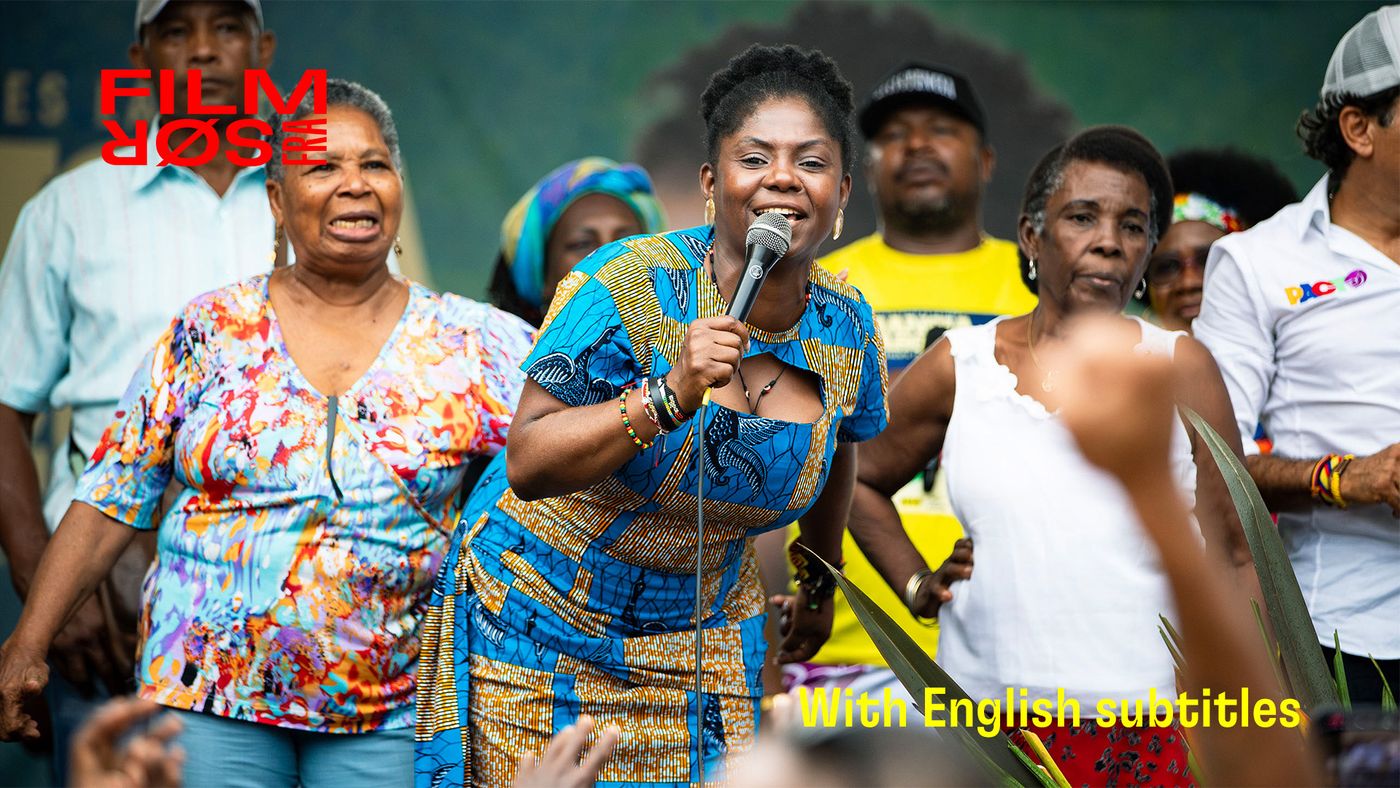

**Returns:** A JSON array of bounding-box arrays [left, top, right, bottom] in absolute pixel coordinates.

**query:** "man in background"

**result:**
[[0, 0, 275, 777], [778, 63, 1038, 704], [1194, 6, 1400, 704]]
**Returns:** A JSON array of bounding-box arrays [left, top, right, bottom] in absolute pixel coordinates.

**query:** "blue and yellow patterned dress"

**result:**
[[415, 227, 886, 786]]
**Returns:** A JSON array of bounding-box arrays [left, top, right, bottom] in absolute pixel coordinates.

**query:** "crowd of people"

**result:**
[[0, 0, 1396, 786]]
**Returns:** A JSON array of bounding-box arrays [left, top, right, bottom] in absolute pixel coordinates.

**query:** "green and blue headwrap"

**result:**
[[500, 157, 666, 308]]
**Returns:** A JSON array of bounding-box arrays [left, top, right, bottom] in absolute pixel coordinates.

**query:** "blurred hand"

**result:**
[[666, 316, 750, 413], [70, 697, 183, 788], [1046, 315, 1177, 485], [50, 594, 131, 696], [514, 714, 620, 788], [0, 638, 49, 740], [768, 588, 833, 664], [1338, 442, 1400, 516], [910, 538, 974, 619]]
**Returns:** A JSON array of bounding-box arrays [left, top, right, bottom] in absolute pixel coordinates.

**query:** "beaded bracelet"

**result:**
[[788, 539, 843, 611], [1310, 452, 1355, 508], [618, 389, 654, 450]]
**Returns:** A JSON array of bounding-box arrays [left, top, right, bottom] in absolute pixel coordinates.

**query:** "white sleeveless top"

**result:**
[[938, 316, 1197, 709]]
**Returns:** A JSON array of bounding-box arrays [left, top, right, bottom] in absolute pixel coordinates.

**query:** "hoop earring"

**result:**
[[268, 224, 282, 265], [1134, 277, 1147, 299], [1027, 258, 1037, 281], [832, 209, 844, 241], [704, 197, 715, 227]]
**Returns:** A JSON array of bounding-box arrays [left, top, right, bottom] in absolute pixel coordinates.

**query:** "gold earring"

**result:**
[[832, 209, 845, 241], [268, 224, 282, 265], [704, 197, 715, 227], [394, 236, 403, 257]]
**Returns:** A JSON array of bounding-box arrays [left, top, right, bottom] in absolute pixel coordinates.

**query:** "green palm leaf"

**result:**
[[804, 550, 1045, 786], [1182, 408, 1338, 709]]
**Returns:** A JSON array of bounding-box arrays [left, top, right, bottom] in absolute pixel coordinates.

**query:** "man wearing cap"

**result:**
[[1194, 6, 1400, 703], [779, 63, 1035, 706], [0, 0, 275, 774]]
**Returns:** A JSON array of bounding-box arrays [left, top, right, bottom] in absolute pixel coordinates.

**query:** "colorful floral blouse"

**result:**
[[75, 274, 533, 733]]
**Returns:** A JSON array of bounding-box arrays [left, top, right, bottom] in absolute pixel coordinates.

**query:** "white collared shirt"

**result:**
[[1195, 175, 1400, 658], [0, 139, 274, 531]]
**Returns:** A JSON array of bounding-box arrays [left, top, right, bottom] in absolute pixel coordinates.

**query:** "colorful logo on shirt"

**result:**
[[1284, 269, 1367, 305]]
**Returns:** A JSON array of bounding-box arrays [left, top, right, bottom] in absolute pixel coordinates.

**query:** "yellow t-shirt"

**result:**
[[795, 232, 1036, 667]]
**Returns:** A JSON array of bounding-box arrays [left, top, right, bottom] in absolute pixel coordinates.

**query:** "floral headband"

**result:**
[[1173, 192, 1243, 234]]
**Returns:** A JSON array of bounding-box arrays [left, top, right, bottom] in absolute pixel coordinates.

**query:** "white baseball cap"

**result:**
[[134, 0, 265, 38], [1322, 5, 1400, 99]]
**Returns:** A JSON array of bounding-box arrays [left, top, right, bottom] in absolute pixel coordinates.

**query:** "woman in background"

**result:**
[[488, 157, 667, 326], [1135, 148, 1297, 333], [850, 127, 1260, 786]]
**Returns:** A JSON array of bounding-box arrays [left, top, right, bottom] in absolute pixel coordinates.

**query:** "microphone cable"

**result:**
[[691, 384, 709, 786], [689, 214, 789, 784]]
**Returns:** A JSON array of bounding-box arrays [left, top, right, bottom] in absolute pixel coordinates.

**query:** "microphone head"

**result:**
[[746, 212, 792, 261]]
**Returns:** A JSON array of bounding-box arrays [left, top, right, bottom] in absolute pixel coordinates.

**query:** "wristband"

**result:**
[[650, 375, 692, 431], [640, 378, 665, 432], [789, 539, 842, 610], [1311, 453, 1355, 508], [904, 568, 935, 611], [647, 375, 682, 433]]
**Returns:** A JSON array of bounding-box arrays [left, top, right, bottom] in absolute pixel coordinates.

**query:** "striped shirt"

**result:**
[[0, 136, 274, 531]]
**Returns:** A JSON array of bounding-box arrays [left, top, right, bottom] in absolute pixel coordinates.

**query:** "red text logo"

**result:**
[[98, 69, 327, 167]]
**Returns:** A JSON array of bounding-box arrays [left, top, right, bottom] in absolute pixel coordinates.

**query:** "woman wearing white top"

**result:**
[[849, 126, 1261, 786]]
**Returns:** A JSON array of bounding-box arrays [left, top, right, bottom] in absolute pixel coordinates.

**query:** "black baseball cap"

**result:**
[[858, 62, 987, 139]]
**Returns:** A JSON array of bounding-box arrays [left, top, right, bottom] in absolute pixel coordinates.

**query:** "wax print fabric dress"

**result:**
[[74, 274, 532, 733], [415, 226, 888, 786]]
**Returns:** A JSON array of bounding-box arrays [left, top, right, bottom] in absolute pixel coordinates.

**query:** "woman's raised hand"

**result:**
[[665, 316, 750, 413], [1046, 315, 1177, 486]]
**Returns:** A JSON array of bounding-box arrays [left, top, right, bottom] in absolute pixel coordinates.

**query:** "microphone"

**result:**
[[726, 212, 792, 322], [700, 213, 792, 410]]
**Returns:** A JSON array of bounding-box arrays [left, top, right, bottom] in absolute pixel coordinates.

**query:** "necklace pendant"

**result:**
[[1041, 371, 1057, 392]]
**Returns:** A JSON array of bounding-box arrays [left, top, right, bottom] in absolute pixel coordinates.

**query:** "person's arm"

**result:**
[[507, 315, 746, 501], [1194, 243, 1400, 514], [0, 503, 138, 739], [1171, 337, 1269, 609], [0, 189, 75, 598], [0, 406, 48, 599], [1245, 446, 1400, 516], [848, 338, 963, 618], [770, 442, 853, 665], [1055, 316, 1322, 787]]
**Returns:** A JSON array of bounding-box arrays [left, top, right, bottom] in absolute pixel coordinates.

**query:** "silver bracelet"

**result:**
[[903, 568, 936, 611]]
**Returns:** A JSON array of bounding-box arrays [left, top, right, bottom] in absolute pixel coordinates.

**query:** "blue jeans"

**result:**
[[174, 710, 413, 788], [45, 665, 114, 786]]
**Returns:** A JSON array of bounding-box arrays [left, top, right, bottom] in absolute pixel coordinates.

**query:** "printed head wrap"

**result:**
[[500, 157, 666, 308], [1172, 192, 1243, 234]]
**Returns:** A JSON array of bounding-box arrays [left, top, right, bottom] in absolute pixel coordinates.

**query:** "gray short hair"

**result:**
[[267, 78, 402, 182]]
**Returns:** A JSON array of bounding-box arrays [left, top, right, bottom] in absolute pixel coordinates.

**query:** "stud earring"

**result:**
[[268, 224, 283, 265], [1134, 277, 1147, 299], [394, 236, 403, 257], [832, 209, 845, 241], [1027, 258, 1037, 281], [704, 197, 715, 227]]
